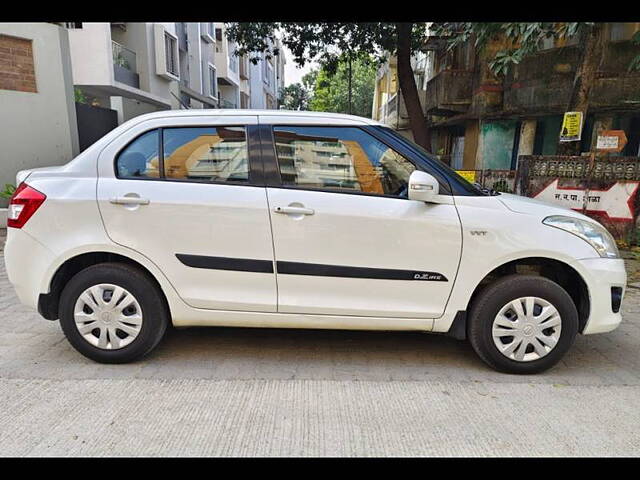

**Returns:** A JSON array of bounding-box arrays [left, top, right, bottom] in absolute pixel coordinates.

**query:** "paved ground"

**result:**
[[1, 235, 640, 456]]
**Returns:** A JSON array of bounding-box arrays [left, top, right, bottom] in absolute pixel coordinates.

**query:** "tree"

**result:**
[[306, 54, 376, 117], [432, 22, 640, 155], [279, 83, 310, 110], [278, 70, 317, 111], [225, 23, 432, 150]]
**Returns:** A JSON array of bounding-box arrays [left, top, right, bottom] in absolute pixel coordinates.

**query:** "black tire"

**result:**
[[467, 274, 578, 374], [59, 262, 169, 363]]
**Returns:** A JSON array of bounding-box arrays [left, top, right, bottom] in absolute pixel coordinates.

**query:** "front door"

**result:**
[[97, 117, 277, 312], [264, 124, 462, 319]]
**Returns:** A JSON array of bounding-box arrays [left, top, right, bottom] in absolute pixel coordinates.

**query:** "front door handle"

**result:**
[[109, 196, 150, 206], [273, 206, 314, 215]]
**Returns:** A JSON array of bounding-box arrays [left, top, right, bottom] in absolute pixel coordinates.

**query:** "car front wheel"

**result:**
[[468, 274, 579, 374]]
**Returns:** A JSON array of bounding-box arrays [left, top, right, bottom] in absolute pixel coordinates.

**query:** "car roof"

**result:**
[[130, 109, 385, 126]]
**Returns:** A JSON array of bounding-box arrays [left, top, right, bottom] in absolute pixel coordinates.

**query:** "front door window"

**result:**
[[273, 126, 417, 197]]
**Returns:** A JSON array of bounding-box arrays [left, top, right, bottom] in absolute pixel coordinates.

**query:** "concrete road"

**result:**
[[1, 241, 639, 456]]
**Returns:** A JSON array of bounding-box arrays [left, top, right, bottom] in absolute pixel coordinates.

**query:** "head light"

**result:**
[[543, 215, 619, 258]]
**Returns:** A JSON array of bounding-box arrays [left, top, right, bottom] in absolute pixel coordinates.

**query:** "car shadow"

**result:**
[[143, 325, 494, 379]]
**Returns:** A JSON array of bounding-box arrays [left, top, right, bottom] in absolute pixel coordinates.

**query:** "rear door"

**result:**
[[260, 119, 462, 319], [97, 115, 277, 312]]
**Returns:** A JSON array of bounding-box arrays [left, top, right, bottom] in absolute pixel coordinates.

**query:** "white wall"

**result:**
[[0, 23, 79, 207], [67, 23, 113, 86]]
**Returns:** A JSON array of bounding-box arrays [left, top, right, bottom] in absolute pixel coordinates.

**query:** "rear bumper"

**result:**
[[4, 228, 56, 311], [578, 258, 627, 334]]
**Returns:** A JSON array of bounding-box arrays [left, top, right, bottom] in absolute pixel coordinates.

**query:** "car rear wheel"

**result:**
[[467, 274, 578, 374], [59, 263, 168, 363]]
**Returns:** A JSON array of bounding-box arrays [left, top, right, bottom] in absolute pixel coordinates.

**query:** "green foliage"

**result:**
[[74, 87, 87, 104], [431, 22, 595, 77], [629, 30, 640, 72], [308, 54, 376, 118], [0, 184, 16, 199], [279, 83, 311, 111], [114, 52, 130, 70], [278, 55, 376, 117], [278, 70, 318, 111], [225, 23, 428, 68]]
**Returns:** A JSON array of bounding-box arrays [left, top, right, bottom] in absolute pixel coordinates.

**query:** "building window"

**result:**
[[164, 32, 178, 77], [272, 126, 416, 196], [215, 28, 223, 42], [208, 64, 217, 98], [163, 127, 249, 183], [201, 23, 215, 43], [240, 92, 250, 109], [228, 44, 238, 73], [239, 55, 249, 79], [610, 23, 639, 41], [263, 60, 273, 87]]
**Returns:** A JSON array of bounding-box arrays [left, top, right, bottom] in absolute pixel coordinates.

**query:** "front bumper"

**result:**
[[578, 258, 627, 334]]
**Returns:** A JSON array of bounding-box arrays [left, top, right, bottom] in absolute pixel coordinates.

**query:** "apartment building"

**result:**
[[372, 51, 430, 136], [274, 37, 286, 106], [67, 22, 179, 123], [213, 23, 241, 109], [238, 53, 251, 109], [372, 23, 640, 171], [175, 22, 218, 109], [248, 36, 285, 110]]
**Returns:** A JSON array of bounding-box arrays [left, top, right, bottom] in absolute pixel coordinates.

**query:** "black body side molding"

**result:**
[[175, 254, 274, 273]]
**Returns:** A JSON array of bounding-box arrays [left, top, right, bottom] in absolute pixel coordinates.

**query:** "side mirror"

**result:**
[[408, 171, 440, 203]]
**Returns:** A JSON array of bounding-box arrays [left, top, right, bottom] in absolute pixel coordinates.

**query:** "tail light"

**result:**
[[7, 182, 46, 229]]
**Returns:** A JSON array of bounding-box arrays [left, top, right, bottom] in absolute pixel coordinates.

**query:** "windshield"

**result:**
[[377, 126, 490, 196]]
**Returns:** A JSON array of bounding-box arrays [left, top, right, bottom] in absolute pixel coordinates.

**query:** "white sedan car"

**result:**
[[4, 110, 626, 373]]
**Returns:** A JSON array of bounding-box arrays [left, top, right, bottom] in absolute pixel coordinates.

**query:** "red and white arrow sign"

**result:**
[[534, 179, 640, 221]]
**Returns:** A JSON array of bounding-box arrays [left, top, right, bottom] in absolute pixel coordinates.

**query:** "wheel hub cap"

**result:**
[[492, 296, 562, 362], [73, 284, 143, 350]]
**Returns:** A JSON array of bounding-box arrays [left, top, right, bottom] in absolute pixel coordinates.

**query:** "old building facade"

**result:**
[[373, 23, 640, 175]]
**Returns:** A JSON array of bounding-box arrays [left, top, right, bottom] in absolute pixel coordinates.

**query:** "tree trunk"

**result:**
[[557, 24, 607, 155], [396, 22, 431, 151]]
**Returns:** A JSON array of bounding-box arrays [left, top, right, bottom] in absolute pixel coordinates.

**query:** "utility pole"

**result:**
[[347, 54, 353, 115]]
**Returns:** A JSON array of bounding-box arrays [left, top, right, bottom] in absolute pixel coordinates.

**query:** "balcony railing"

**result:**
[[387, 92, 399, 118], [504, 41, 640, 112], [112, 41, 139, 89], [112, 41, 136, 72], [423, 70, 473, 115], [377, 90, 426, 129]]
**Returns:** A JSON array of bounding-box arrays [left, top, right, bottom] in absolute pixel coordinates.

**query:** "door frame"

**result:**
[[108, 123, 266, 188], [255, 123, 458, 197]]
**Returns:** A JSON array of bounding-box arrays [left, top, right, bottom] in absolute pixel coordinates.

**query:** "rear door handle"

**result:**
[[109, 196, 150, 206], [273, 206, 314, 215]]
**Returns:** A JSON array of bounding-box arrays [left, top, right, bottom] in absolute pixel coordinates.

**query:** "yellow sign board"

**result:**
[[559, 111, 583, 142], [456, 170, 477, 183]]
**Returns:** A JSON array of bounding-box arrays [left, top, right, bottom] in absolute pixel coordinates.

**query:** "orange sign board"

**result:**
[[596, 130, 628, 153]]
